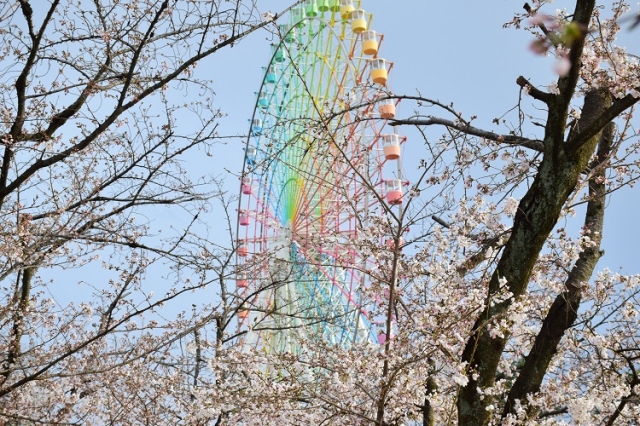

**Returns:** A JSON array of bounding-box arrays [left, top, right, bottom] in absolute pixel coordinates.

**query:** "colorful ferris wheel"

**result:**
[[236, 0, 405, 353]]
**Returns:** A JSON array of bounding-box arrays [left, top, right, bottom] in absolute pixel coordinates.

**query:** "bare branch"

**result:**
[[391, 117, 544, 152]]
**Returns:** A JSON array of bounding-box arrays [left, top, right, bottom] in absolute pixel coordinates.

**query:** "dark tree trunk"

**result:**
[[502, 121, 613, 419], [455, 1, 612, 419], [422, 358, 437, 426]]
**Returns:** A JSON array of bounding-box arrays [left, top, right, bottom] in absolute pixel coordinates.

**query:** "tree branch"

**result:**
[[524, 2, 561, 46], [0, 10, 271, 205], [516, 76, 554, 104], [566, 92, 639, 152], [1, 267, 33, 384], [391, 117, 544, 152]]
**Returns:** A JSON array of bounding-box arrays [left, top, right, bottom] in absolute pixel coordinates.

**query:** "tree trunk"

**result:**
[[456, 44, 610, 423], [502, 121, 613, 419], [2, 268, 33, 384], [422, 364, 437, 426]]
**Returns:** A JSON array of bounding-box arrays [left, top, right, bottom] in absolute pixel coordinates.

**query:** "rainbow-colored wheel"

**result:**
[[237, 0, 402, 353]]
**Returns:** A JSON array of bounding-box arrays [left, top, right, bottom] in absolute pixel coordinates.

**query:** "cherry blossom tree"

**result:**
[[0, 0, 301, 424], [2, 0, 640, 424], [204, 1, 640, 425]]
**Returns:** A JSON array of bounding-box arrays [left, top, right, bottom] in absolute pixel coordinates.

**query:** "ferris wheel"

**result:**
[[236, 0, 405, 354]]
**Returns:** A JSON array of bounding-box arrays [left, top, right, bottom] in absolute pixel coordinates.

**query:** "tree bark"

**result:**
[[455, 2, 610, 416], [422, 358, 437, 426], [502, 121, 613, 419], [2, 268, 33, 384]]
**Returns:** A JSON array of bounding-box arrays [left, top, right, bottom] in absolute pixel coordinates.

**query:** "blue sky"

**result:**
[[204, 0, 640, 273]]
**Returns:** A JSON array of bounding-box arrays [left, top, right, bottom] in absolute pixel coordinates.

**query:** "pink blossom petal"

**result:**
[[528, 14, 546, 25], [554, 57, 571, 76]]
